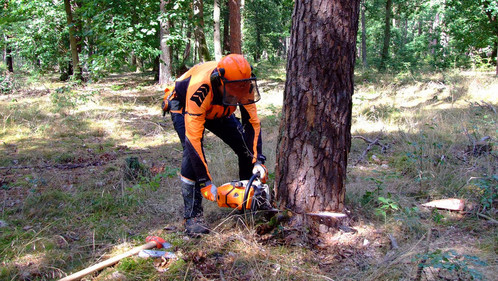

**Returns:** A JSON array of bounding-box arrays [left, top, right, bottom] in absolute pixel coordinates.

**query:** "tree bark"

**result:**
[[276, 0, 359, 224], [5, 43, 13, 73], [223, 0, 230, 55], [228, 0, 241, 54], [153, 55, 160, 81], [194, 0, 211, 62], [495, 39, 498, 76], [63, 0, 82, 80], [379, 0, 392, 70], [361, 1, 368, 68], [159, 0, 172, 85], [214, 0, 222, 61]]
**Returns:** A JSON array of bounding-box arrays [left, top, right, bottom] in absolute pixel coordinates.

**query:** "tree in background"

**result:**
[[2, 0, 497, 78], [379, 0, 392, 70], [361, 1, 368, 68], [243, 0, 292, 62], [228, 0, 242, 54], [213, 0, 222, 61], [222, 0, 231, 55], [63, 0, 82, 80], [445, 0, 498, 75], [159, 0, 172, 85], [276, 0, 360, 229], [194, 0, 211, 61]]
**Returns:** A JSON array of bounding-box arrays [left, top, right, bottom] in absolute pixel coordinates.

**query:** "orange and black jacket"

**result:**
[[163, 61, 263, 184]]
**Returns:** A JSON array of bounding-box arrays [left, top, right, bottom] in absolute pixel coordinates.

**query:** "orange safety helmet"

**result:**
[[214, 54, 261, 106], [217, 54, 252, 81]]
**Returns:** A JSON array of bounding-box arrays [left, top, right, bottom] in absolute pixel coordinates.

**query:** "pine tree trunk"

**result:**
[[214, 0, 222, 61], [159, 0, 172, 85], [182, 30, 192, 67], [379, 0, 392, 70], [64, 0, 82, 81], [6, 44, 13, 73], [153, 55, 160, 81], [194, 0, 211, 62], [223, 1, 230, 55], [495, 37, 498, 76], [228, 0, 241, 54], [361, 1, 368, 68], [276, 0, 359, 226]]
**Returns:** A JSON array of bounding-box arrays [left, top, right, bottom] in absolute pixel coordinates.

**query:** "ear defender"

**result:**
[[210, 67, 225, 88]]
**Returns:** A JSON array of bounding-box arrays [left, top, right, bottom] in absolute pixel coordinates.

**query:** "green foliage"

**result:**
[[1, 0, 297, 78], [445, 0, 498, 69], [243, 0, 293, 62], [375, 194, 400, 222], [416, 249, 487, 280], [50, 85, 94, 112], [358, 0, 498, 71], [465, 176, 498, 214], [0, 75, 14, 94], [359, 173, 403, 222], [431, 209, 444, 224], [1, 0, 496, 77]]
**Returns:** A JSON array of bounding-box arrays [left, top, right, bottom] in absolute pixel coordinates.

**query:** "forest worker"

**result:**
[[162, 54, 268, 235]]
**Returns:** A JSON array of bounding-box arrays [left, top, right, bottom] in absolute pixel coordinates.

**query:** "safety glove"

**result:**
[[199, 181, 218, 201], [252, 162, 268, 183]]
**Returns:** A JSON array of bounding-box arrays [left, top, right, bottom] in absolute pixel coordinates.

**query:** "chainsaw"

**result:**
[[213, 172, 274, 212]]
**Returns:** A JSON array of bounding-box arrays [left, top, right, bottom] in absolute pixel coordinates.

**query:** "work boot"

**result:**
[[185, 216, 210, 235], [181, 181, 209, 235], [181, 181, 203, 219]]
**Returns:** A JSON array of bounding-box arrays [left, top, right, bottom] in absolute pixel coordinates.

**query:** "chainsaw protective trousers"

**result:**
[[171, 112, 254, 183], [181, 181, 203, 219]]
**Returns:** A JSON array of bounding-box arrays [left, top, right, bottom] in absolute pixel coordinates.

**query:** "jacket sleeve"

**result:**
[[184, 84, 213, 183], [240, 103, 265, 164]]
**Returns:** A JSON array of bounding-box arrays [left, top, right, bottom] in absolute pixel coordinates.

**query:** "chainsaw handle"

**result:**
[[242, 172, 260, 212]]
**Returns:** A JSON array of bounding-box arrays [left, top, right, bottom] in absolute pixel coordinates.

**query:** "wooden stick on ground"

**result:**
[[59, 237, 165, 281]]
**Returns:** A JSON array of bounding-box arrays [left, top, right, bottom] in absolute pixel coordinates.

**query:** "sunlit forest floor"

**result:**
[[0, 66, 496, 280]]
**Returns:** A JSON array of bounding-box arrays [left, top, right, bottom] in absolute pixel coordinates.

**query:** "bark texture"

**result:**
[[361, 1, 368, 68], [159, 0, 172, 85], [63, 0, 82, 80], [214, 0, 222, 61], [228, 0, 242, 54], [379, 0, 392, 70], [223, 0, 230, 54], [276, 0, 360, 215], [6, 44, 13, 73], [194, 0, 211, 61]]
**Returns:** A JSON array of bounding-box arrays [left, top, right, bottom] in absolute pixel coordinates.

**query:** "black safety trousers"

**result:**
[[171, 112, 254, 185]]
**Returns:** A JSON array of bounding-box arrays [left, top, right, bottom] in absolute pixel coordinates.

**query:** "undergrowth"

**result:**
[[0, 69, 496, 280]]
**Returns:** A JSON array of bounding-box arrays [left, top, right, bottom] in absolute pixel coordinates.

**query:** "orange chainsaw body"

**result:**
[[216, 181, 254, 210]]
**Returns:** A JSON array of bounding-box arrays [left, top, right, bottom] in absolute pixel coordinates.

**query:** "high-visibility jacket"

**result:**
[[164, 61, 263, 183]]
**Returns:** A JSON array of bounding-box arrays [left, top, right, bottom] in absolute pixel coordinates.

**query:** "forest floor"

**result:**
[[0, 65, 496, 280]]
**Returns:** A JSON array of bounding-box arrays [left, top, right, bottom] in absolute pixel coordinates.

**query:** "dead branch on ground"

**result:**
[[467, 100, 497, 114], [352, 135, 390, 165]]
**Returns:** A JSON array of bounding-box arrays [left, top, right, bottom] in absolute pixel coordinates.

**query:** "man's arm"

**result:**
[[240, 104, 265, 164]]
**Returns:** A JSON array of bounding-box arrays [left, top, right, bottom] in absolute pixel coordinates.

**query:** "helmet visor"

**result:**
[[222, 77, 261, 106]]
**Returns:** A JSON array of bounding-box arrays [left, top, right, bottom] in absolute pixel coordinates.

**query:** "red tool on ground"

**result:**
[[59, 236, 166, 281]]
